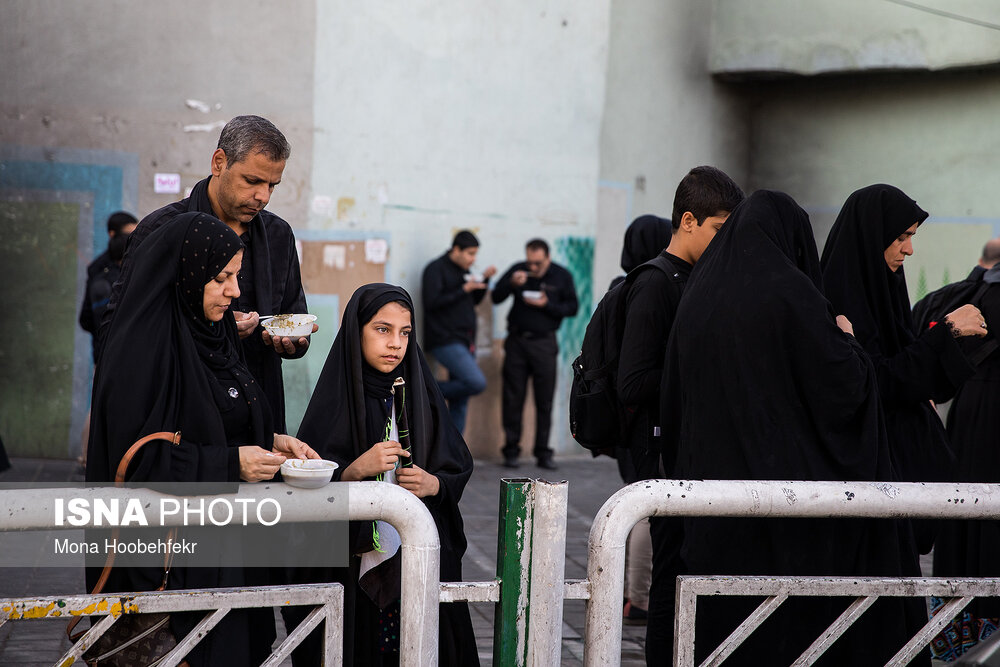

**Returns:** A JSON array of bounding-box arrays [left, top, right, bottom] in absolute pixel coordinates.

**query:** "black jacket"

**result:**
[[421, 252, 486, 349]]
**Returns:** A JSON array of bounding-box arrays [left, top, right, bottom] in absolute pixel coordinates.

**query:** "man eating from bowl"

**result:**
[[102, 115, 315, 435]]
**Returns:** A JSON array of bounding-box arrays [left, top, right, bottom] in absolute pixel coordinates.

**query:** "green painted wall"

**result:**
[[0, 201, 80, 456]]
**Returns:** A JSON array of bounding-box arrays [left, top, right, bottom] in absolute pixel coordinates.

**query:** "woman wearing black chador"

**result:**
[[290, 283, 479, 666], [87, 211, 316, 665]]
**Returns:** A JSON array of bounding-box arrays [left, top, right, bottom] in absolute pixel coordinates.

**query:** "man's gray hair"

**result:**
[[217, 115, 291, 165]]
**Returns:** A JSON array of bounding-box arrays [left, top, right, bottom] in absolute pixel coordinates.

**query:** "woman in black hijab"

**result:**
[[661, 190, 924, 665], [820, 184, 984, 553], [610, 214, 672, 289], [293, 283, 478, 666], [88, 211, 315, 666]]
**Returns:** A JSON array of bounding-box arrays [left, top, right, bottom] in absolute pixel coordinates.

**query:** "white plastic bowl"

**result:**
[[261, 313, 317, 338], [522, 290, 543, 300], [280, 458, 338, 489]]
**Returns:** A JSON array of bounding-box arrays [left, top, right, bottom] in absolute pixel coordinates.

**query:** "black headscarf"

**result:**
[[87, 211, 272, 485], [621, 214, 672, 273], [661, 190, 919, 664], [821, 184, 928, 358], [298, 283, 473, 521], [663, 189, 887, 483]]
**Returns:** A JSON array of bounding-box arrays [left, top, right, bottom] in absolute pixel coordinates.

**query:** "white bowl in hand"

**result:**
[[522, 290, 543, 300], [280, 458, 338, 489], [261, 313, 317, 338]]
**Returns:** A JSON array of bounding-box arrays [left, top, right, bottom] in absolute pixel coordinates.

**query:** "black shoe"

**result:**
[[502, 457, 520, 469], [537, 458, 558, 471]]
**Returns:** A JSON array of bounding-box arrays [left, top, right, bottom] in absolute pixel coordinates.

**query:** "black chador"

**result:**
[[661, 190, 925, 666], [821, 184, 975, 558], [289, 284, 479, 666], [87, 212, 275, 666]]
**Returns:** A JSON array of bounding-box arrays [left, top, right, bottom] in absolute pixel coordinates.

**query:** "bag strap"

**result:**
[[67, 431, 181, 641]]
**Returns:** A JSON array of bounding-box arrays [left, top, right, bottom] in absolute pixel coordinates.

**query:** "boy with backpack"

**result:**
[[622, 166, 743, 662]]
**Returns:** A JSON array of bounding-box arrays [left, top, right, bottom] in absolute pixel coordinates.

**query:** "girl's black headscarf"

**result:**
[[87, 211, 272, 485], [621, 214, 672, 273], [820, 184, 928, 358]]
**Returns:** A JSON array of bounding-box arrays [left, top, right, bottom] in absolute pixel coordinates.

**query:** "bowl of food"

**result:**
[[522, 290, 543, 300], [261, 313, 317, 338], [280, 458, 339, 489]]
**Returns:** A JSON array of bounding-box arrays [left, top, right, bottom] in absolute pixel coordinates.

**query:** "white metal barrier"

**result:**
[[2, 583, 343, 666], [583, 478, 1000, 667], [0, 481, 440, 667]]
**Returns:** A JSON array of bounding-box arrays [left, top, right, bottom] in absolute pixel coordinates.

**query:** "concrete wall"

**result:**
[[712, 0, 1000, 76], [596, 0, 749, 291], [289, 1, 612, 459], [744, 69, 1000, 301], [0, 1, 316, 458]]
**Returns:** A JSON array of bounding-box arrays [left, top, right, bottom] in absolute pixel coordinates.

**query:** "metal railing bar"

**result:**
[[564, 579, 590, 600], [262, 602, 340, 667], [440, 581, 499, 603], [675, 581, 699, 667], [792, 595, 877, 666], [161, 607, 228, 667], [701, 594, 787, 667], [678, 575, 1000, 598], [888, 595, 973, 666], [54, 612, 118, 665]]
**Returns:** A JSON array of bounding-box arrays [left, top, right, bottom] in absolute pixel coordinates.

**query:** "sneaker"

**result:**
[[623, 600, 648, 626], [502, 456, 520, 469]]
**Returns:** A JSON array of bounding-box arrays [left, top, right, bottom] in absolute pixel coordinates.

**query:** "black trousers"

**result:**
[[645, 515, 686, 665], [501, 331, 557, 461]]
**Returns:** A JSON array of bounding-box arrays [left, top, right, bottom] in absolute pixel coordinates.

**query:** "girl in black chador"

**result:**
[[87, 211, 316, 666], [291, 283, 479, 666]]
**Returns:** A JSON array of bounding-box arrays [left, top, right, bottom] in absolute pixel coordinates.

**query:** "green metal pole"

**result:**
[[493, 478, 534, 666]]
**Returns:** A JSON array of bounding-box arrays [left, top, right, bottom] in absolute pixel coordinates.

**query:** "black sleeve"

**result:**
[[545, 267, 578, 318], [618, 272, 678, 406], [871, 322, 975, 406], [79, 276, 95, 333], [276, 233, 309, 360], [491, 265, 517, 304]]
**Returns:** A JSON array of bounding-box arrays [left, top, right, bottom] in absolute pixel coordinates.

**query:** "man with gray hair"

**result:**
[[102, 115, 313, 436]]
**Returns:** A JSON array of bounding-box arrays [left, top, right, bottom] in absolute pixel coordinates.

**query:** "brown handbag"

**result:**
[[66, 431, 184, 666]]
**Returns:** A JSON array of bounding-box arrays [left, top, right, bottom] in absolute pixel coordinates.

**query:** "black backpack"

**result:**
[[569, 255, 672, 452]]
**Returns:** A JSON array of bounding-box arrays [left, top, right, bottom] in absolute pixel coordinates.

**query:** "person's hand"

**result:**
[[238, 446, 285, 482], [341, 441, 411, 481], [396, 464, 440, 498], [524, 291, 548, 309], [945, 304, 988, 337], [262, 323, 319, 354], [482, 265, 497, 280], [511, 270, 528, 287], [463, 280, 487, 293], [836, 315, 854, 336], [233, 311, 260, 340], [273, 434, 321, 460]]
